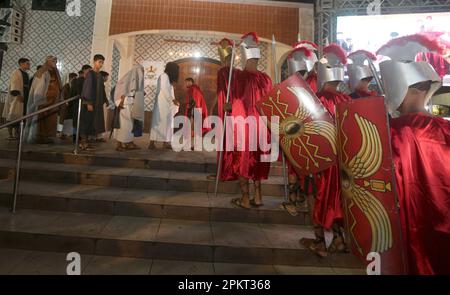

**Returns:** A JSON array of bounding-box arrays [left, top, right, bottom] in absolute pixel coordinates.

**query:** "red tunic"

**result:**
[[313, 89, 352, 229], [391, 113, 450, 275], [185, 84, 209, 134]]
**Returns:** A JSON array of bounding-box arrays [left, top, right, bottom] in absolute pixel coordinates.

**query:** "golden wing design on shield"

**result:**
[[263, 86, 337, 171], [350, 185, 393, 253], [340, 111, 393, 254]]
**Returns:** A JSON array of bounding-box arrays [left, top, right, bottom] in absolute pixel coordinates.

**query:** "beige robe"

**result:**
[[2, 69, 24, 121]]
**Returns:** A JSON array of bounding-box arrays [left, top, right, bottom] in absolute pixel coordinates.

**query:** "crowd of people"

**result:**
[[1, 31, 449, 275], [1, 54, 210, 153], [1, 55, 112, 150]]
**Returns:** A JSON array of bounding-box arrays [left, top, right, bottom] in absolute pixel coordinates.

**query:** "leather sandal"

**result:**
[[253, 181, 264, 207], [231, 197, 251, 210]]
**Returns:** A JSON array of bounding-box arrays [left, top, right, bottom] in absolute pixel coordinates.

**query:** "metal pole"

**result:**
[[215, 43, 236, 197], [74, 98, 81, 155], [368, 58, 385, 96], [272, 35, 289, 203], [11, 120, 24, 213]]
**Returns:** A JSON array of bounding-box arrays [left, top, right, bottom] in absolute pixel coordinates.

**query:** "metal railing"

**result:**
[[0, 95, 82, 213], [0, 91, 8, 125]]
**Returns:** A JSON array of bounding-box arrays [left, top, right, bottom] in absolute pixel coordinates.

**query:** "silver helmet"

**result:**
[[240, 32, 261, 69], [293, 40, 319, 52], [317, 43, 348, 92], [287, 47, 318, 76], [347, 50, 377, 92], [377, 34, 443, 115]]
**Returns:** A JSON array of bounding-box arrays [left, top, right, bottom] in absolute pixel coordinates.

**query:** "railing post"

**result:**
[[74, 98, 81, 155], [11, 120, 24, 213]]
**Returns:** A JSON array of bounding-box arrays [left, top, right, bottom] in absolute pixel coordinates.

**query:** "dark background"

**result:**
[[32, 0, 67, 12]]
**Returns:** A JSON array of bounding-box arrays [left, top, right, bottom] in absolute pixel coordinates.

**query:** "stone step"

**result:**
[[0, 180, 310, 225], [0, 149, 216, 174], [0, 159, 285, 196], [0, 248, 365, 275], [0, 149, 285, 176], [0, 209, 363, 268]]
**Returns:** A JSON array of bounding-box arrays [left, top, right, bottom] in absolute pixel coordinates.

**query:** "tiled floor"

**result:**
[[0, 248, 366, 275]]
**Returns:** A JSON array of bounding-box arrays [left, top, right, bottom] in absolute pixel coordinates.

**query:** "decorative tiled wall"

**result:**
[[110, 0, 304, 46], [111, 44, 120, 88], [0, 0, 96, 90], [133, 33, 269, 111]]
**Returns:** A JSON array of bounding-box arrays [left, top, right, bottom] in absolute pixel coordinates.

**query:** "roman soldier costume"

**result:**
[[347, 50, 378, 99], [282, 41, 322, 215], [302, 43, 352, 257], [230, 32, 272, 209], [377, 34, 450, 274]]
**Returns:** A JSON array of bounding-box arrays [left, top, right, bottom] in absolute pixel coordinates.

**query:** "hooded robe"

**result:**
[[113, 65, 146, 143]]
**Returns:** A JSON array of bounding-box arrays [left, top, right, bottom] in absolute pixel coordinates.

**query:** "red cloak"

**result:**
[[185, 84, 209, 134], [313, 89, 352, 229], [185, 84, 208, 118], [287, 72, 320, 190], [391, 113, 450, 275], [217, 66, 242, 181], [349, 89, 378, 99], [306, 72, 318, 93], [234, 70, 272, 181]]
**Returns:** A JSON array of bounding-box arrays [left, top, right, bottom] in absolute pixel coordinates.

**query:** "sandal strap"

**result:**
[[289, 182, 300, 193], [332, 224, 344, 237], [239, 178, 250, 195]]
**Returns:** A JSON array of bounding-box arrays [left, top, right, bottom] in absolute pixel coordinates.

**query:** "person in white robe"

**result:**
[[113, 65, 145, 151], [2, 58, 31, 140], [24, 56, 61, 144], [148, 62, 180, 150]]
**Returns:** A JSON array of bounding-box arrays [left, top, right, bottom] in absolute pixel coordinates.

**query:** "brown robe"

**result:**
[[37, 69, 60, 141]]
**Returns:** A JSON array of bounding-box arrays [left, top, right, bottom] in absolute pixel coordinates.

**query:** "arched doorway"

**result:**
[[173, 57, 221, 117]]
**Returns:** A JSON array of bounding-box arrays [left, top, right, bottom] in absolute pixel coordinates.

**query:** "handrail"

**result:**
[[2, 94, 83, 213], [0, 95, 81, 130]]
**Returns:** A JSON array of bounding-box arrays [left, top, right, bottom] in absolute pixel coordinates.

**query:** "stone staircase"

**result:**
[[0, 138, 363, 274]]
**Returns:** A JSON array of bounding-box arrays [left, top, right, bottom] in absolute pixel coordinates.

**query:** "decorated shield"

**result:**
[[258, 73, 337, 175], [336, 97, 407, 275]]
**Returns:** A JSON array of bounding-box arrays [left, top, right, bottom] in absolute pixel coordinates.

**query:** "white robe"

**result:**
[[2, 69, 25, 121], [114, 65, 145, 143], [24, 71, 52, 143], [149, 72, 178, 142]]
